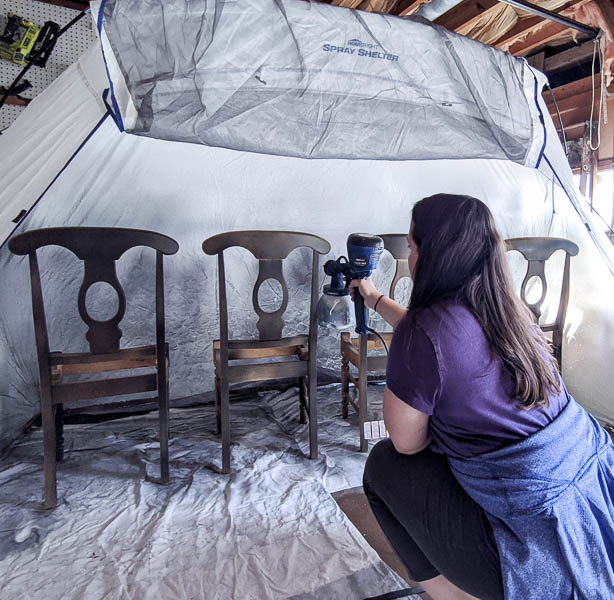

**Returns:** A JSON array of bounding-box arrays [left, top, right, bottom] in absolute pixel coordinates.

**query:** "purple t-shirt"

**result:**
[[386, 301, 568, 458]]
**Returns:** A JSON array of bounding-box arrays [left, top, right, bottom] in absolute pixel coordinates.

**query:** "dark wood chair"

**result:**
[[340, 234, 411, 452], [8, 227, 179, 508], [505, 237, 579, 371], [202, 230, 331, 474]]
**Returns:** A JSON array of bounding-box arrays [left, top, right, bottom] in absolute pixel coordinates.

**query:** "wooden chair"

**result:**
[[340, 234, 411, 452], [8, 227, 179, 508], [505, 237, 579, 371], [202, 230, 331, 474]]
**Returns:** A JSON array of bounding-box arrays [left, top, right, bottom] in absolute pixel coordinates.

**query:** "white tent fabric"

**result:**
[[1, 6, 614, 456], [95, 0, 539, 163]]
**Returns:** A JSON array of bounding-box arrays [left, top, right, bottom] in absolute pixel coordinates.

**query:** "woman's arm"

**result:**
[[348, 278, 408, 328], [383, 385, 430, 454]]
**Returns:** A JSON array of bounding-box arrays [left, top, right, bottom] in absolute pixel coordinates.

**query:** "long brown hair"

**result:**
[[409, 193, 561, 409]]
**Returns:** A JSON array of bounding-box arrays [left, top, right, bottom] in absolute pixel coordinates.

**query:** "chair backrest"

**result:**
[[203, 230, 331, 341], [378, 234, 411, 300], [9, 227, 179, 355], [505, 237, 578, 326]]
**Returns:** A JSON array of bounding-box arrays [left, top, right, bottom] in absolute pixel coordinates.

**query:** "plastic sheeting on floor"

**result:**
[[0, 384, 419, 600]]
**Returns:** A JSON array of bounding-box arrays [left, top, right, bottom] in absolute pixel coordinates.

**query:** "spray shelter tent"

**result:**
[[1, 0, 614, 452]]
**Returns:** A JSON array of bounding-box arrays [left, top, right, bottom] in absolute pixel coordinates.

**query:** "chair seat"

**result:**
[[340, 332, 391, 372], [213, 335, 308, 361], [49, 344, 166, 405], [213, 336, 309, 386], [50, 344, 158, 375]]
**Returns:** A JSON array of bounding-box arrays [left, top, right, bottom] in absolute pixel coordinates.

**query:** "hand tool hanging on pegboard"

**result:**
[[0, 9, 88, 125], [0, 14, 60, 68]]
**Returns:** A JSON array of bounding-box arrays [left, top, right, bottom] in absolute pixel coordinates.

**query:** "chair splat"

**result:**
[[78, 259, 127, 354], [253, 259, 288, 341]]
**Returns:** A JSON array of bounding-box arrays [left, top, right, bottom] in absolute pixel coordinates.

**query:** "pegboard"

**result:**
[[0, 0, 98, 130]]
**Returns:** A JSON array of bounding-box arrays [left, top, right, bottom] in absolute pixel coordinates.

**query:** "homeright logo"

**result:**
[[322, 39, 399, 62], [348, 38, 378, 49]]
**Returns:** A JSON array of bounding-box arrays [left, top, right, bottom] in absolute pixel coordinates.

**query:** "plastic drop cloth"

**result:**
[[0, 384, 419, 600], [93, 0, 540, 164]]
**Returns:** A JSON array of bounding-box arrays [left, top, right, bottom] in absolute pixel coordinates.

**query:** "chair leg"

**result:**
[[159, 374, 170, 485], [299, 376, 308, 424], [214, 375, 222, 436], [341, 358, 350, 419], [308, 360, 318, 460], [41, 393, 57, 509], [552, 330, 563, 373], [358, 336, 368, 453], [219, 372, 231, 474], [55, 404, 64, 463]]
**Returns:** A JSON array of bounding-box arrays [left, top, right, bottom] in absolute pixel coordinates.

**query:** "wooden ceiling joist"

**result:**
[[396, 0, 432, 17], [496, 0, 594, 54], [593, 0, 614, 38], [545, 74, 601, 138], [542, 39, 597, 73], [435, 0, 499, 32]]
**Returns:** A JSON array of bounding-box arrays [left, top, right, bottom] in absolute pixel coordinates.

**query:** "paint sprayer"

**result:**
[[316, 233, 384, 335]]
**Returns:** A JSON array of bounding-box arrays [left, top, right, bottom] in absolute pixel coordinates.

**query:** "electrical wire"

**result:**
[[589, 34, 606, 151], [545, 82, 568, 157], [0, 9, 89, 117], [366, 327, 389, 355]]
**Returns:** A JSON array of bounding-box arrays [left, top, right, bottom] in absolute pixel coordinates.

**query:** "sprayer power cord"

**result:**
[[366, 327, 389, 355], [0, 9, 89, 118]]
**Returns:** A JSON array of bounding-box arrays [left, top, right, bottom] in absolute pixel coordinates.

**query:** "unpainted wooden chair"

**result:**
[[340, 234, 411, 452], [202, 230, 331, 474], [505, 237, 579, 371], [8, 227, 179, 508]]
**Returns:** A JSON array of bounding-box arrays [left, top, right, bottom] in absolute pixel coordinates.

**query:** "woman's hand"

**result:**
[[348, 277, 381, 309], [349, 278, 408, 328]]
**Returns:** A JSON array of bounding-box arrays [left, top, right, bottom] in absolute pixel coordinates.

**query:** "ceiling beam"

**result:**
[[593, 0, 614, 38], [395, 0, 432, 17], [498, 0, 598, 38], [545, 73, 600, 101], [544, 74, 600, 136], [435, 0, 498, 31], [542, 39, 597, 74], [496, 0, 593, 55]]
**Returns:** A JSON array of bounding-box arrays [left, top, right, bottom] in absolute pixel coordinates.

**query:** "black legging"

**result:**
[[363, 439, 504, 600]]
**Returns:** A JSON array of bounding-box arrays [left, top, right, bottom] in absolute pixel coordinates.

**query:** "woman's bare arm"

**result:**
[[348, 277, 408, 328]]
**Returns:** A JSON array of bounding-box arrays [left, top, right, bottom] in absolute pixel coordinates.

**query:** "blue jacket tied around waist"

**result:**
[[448, 397, 614, 599]]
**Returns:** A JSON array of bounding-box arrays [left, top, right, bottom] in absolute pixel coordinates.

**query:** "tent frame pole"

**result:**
[[497, 0, 600, 38]]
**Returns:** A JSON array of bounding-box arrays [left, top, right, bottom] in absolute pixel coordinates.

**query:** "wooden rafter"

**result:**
[[435, 0, 498, 32], [395, 0, 434, 17], [594, 0, 614, 37], [593, 0, 614, 87], [544, 74, 601, 139], [496, 0, 594, 54], [542, 38, 596, 72]]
